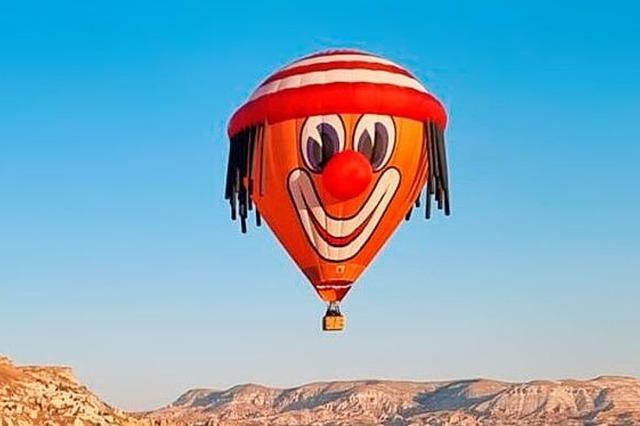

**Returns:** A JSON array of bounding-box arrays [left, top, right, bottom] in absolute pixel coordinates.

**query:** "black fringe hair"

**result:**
[[406, 121, 451, 221], [224, 124, 264, 233], [225, 121, 449, 233]]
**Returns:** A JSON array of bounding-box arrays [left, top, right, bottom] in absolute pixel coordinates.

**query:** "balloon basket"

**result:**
[[322, 302, 345, 332]]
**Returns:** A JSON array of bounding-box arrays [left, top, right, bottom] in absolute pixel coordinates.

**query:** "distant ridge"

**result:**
[[143, 376, 640, 425], [2, 355, 640, 425]]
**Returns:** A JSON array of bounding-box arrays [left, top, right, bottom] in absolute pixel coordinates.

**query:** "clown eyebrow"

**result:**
[[225, 124, 264, 233]]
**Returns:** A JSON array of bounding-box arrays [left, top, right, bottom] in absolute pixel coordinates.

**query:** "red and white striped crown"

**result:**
[[228, 49, 447, 137]]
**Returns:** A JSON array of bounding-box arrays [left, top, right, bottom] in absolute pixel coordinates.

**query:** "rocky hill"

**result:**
[[2, 354, 640, 425], [144, 377, 640, 426], [0, 355, 142, 426]]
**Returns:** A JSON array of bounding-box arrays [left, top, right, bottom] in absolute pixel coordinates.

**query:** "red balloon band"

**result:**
[[228, 82, 447, 137]]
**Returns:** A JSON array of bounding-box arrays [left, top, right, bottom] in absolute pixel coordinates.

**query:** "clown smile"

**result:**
[[288, 168, 401, 261]]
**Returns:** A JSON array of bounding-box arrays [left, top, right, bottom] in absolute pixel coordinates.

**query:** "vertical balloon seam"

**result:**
[[256, 124, 264, 226], [405, 122, 428, 222]]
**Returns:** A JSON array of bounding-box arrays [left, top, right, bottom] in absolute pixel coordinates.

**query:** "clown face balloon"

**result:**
[[225, 50, 450, 330]]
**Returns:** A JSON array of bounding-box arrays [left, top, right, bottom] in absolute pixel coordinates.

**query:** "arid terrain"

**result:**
[[2, 354, 640, 426], [0, 355, 139, 425]]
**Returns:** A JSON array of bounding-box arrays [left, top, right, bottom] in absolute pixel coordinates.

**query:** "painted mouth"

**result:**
[[305, 193, 382, 248], [288, 168, 400, 261]]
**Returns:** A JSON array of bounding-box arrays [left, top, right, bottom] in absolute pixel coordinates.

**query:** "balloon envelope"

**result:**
[[225, 50, 450, 305]]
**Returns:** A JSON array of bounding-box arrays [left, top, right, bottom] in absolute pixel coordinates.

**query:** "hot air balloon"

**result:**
[[225, 50, 450, 331]]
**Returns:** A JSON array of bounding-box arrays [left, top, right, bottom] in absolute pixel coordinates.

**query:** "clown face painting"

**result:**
[[225, 50, 450, 330]]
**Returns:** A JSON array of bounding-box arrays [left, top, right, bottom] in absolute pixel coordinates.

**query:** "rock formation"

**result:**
[[3, 355, 640, 425], [0, 355, 141, 426], [144, 377, 640, 425]]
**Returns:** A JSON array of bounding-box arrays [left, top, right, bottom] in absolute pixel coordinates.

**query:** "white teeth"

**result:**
[[288, 168, 400, 261]]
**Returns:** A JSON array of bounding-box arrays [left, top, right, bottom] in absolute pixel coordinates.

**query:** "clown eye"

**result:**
[[354, 114, 396, 171], [301, 115, 345, 172]]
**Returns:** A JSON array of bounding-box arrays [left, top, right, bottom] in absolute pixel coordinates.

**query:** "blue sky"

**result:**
[[1, 0, 639, 411]]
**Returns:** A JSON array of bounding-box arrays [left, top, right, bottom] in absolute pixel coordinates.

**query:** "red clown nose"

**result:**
[[322, 150, 373, 201]]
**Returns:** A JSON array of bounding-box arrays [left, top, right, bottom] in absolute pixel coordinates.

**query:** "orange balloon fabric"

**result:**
[[225, 50, 450, 304]]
